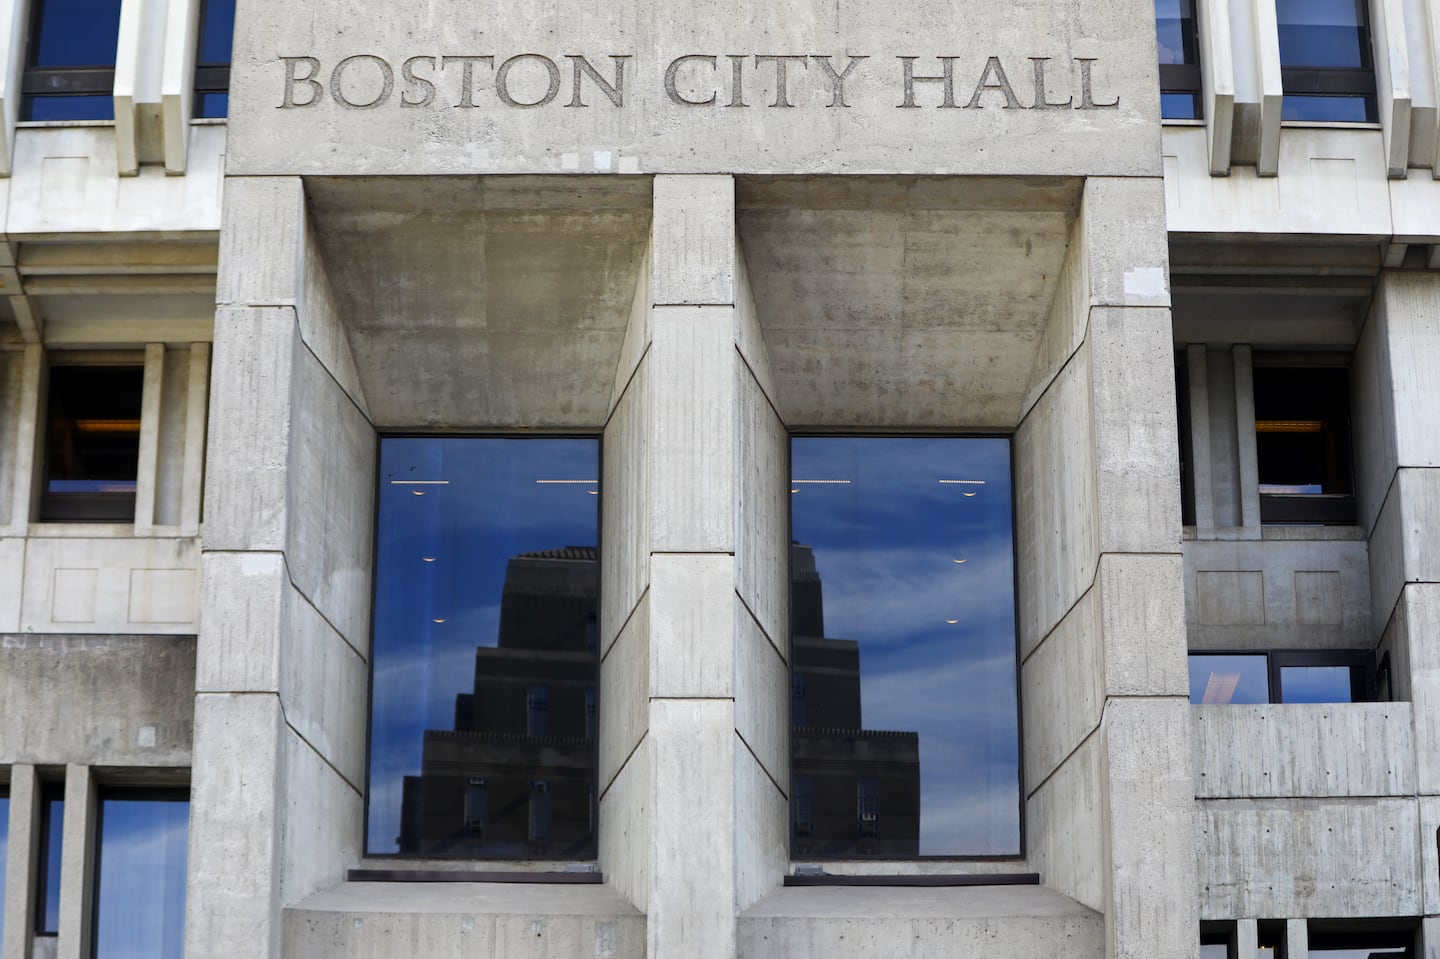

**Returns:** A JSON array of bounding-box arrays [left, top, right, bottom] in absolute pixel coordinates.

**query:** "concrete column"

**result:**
[[178, 342, 210, 536], [1232, 345, 1261, 530], [54, 766, 94, 959], [1, 765, 38, 959], [1, 344, 41, 536], [1236, 918, 1259, 959], [132, 343, 166, 533], [1285, 918, 1308, 959]]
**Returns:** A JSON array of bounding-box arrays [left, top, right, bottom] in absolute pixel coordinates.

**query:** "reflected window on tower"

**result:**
[[367, 437, 600, 860], [789, 436, 1020, 858]]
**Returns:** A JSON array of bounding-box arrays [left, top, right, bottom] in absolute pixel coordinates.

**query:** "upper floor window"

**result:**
[[194, 0, 234, 117], [41, 364, 143, 522], [368, 436, 599, 860], [1253, 363, 1355, 525], [1189, 649, 1375, 703], [1276, 0, 1378, 121], [1157, 0, 1202, 119], [93, 789, 189, 959], [21, 0, 122, 120], [789, 436, 1019, 859]]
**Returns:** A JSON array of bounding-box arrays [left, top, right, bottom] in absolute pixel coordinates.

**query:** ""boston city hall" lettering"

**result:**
[[277, 53, 1120, 111]]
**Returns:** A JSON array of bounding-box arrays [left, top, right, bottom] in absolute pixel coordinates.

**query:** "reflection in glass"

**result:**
[[94, 792, 188, 959], [0, 790, 7, 947], [30, 0, 121, 67], [42, 366, 143, 521], [1276, 0, 1367, 69], [1188, 654, 1268, 704], [194, 0, 234, 118], [1280, 665, 1356, 704], [789, 437, 1019, 857], [35, 785, 62, 936], [368, 437, 600, 859], [1156, 0, 1201, 119]]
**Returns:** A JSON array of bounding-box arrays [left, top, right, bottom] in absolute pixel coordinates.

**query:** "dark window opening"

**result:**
[[1176, 352, 1196, 526], [526, 685, 550, 737], [1276, 0, 1378, 122], [34, 783, 63, 937], [1199, 922, 1233, 959], [1308, 920, 1416, 958], [529, 781, 550, 843], [1253, 364, 1355, 525], [1189, 649, 1375, 704], [0, 786, 9, 948], [1157, 0, 1202, 119], [42, 365, 143, 522], [93, 788, 189, 959], [22, 0, 122, 120], [194, 0, 234, 117]]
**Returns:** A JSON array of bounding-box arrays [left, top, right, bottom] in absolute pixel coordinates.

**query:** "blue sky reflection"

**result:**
[[94, 795, 188, 959]]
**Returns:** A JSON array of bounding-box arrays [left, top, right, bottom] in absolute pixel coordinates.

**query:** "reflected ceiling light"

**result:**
[[939, 479, 986, 485], [1255, 420, 1324, 433], [587, 489, 600, 495], [953, 558, 966, 564], [422, 557, 436, 563], [792, 479, 851, 485], [536, 479, 599, 485], [945, 618, 960, 624], [411, 490, 425, 496], [74, 418, 141, 433], [432, 618, 447, 624], [391, 480, 450, 485], [790, 488, 800, 494], [1201, 672, 1240, 705], [962, 491, 978, 497]]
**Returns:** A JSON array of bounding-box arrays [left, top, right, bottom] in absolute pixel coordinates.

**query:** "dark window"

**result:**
[[1157, 0, 1202, 119], [792, 776, 814, 843], [1199, 923, 1232, 959], [0, 786, 8, 948], [1253, 363, 1355, 525], [194, 0, 234, 117], [42, 365, 143, 522], [1189, 650, 1374, 703], [93, 789, 189, 959], [21, 0, 122, 120], [34, 783, 63, 938], [1308, 921, 1415, 958], [789, 436, 1020, 858], [368, 437, 600, 860], [1276, 0, 1377, 121]]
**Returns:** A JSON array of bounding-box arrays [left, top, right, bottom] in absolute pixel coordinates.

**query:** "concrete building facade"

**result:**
[[0, 0, 1439, 955]]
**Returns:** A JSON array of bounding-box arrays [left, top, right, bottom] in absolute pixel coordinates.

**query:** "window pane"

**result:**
[[1162, 92, 1201, 120], [42, 366, 143, 521], [790, 437, 1019, 857], [1276, 0, 1367, 69], [1156, 0, 1197, 65], [197, 0, 234, 65], [24, 95, 116, 122], [1189, 654, 1268, 704], [1253, 366, 1353, 496], [94, 794, 189, 959], [1200, 946, 1229, 959], [0, 790, 8, 947], [195, 92, 229, 119], [1281, 94, 1375, 122], [1279, 665, 1356, 704], [368, 437, 600, 859], [35, 785, 63, 936], [30, 0, 122, 67]]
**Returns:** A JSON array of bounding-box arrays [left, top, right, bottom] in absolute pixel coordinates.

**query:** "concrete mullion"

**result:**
[[1232, 345, 1261, 530], [1, 765, 39, 959], [179, 342, 210, 536], [3, 345, 42, 536], [131, 343, 166, 533], [1188, 344, 1216, 529], [1286, 918, 1309, 959], [1236, 917, 1259, 959], [55, 766, 95, 959]]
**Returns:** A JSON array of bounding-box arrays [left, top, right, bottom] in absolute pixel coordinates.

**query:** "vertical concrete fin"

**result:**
[[55, 766, 96, 959], [1233, 345, 1261, 529], [1, 765, 40, 959], [132, 342, 167, 532]]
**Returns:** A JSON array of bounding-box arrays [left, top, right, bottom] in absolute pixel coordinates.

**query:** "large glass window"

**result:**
[[1275, 0, 1377, 121], [35, 783, 63, 939], [367, 437, 600, 859], [1253, 363, 1355, 525], [93, 790, 189, 959], [789, 437, 1019, 858], [194, 0, 234, 117], [42, 365, 144, 522], [1189, 650, 1374, 703], [22, 0, 123, 120], [1156, 0, 1202, 119]]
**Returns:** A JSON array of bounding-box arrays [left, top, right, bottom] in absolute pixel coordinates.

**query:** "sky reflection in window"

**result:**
[[94, 794, 188, 959], [790, 437, 1019, 857]]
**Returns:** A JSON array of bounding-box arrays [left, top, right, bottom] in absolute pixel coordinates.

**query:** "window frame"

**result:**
[[1156, 0, 1203, 119], [89, 785, 190, 959], [1251, 355, 1357, 526], [1275, 0, 1379, 122], [193, 0, 233, 117], [1188, 648, 1377, 704], [20, 0, 123, 121]]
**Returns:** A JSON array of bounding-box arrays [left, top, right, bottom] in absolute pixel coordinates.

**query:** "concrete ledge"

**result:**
[[738, 885, 1102, 958], [283, 881, 644, 958]]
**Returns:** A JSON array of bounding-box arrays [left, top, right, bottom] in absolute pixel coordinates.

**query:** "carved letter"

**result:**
[[664, 55, 718, 106], [726, 54, 748, 107], [496, 54, 562, 107], [279, 56, 323, 108], [1028, 57, 1072, 109], [963, 56, 1021, 109], [897, 57, 957, 108], [811, 55, 867, 108], [441, 55, 495, 108], [401, 56, 437, 108], [753, 55, 808, 107], [565, 54, 629, 107], [330, 54, 394, 109], [1076, 58, 1119, 109]]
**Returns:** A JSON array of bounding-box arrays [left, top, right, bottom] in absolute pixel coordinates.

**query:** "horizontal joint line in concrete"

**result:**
[[734, 343, 785, 426], [598, 730, 648, 803], [1107, 694, 1189, 700], [276, 698, 363, 798], [649, 696, 734, 702], [1017, 309, 1093, 427], [1026, 722, 1101, 802], [1196, 794, 1417, 805], [600, 586, 649, 666], [283, 558, 368, 666], [217, 298, 298, 310], [298, 333, 369, 426], [736, 589, 785, 665], [650, 550, 736, 556], [603, 339, 652, 431], [735, 728, 786, 800], [651, 301, 736, 309]]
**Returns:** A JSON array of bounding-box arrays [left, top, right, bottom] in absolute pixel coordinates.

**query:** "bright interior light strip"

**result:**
[[792, 479, 851, 485], [938, 479, 986, 485], [73, 419, 140, 433], [536, 479, 599, 484], [1255, 420, 1324, 433], [390, 480, 450, 485]]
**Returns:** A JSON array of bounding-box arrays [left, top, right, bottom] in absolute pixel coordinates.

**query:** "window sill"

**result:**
[[1162, 118, 1206, 127], [1279, 120, 1382, 130], [16, 119, 115, 128]]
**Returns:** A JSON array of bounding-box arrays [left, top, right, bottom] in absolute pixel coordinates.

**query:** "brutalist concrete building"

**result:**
[[2, 0, 1440, 955]]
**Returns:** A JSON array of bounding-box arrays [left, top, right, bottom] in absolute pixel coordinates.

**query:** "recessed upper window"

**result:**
[[789, 436, 1019, 858], [93, 790, 189, 959], [41, 365, 143, 522], [1156, 0, 1201, 119], [21, 0, 122, 120], [367, 436, 600, 860], [1189, 650, 1373, 704], [1275, 0, 1378, 121], [194, 0, 234, 117], [1253, 364, 1355, 525]]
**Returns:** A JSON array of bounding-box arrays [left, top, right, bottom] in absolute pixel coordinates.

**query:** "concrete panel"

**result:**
[[285, 343, 375, 646], [1023, 213, 1088, 421], [1421, 796, 1440, 917], [196, 550, 284, 693], [1193, 703, 1415, 798], [1022, 585, 1104, 789], [599, 591, 649, 789], [297, 213, 368, 417], [648, 698, 735, 959], [0, 348, 24, 530], [735, 597, 788, 790], [600, 358, 650, 651], [648, 306, 735, 551], [281, 882, 645, 959], [217, 177, 306, 308], [1197, 797, 1420, 918], [1080, 178, 1170, 310], [650, 553, 734, 697], [1102, 697, 1197, 959], [734, 737, 786, 913], [279, 582, 369, 789], [277, 725, 363, 907], [738, 885, 1103, 959], [734, 241, 778, 411], [0, 634, 194, 766], [1100, 554, 1188, 698], [19, 536, 199, 634], [204, 307, 298, 553], [1377, 273, 1440, 469], [734, 360, 788, 651], [1016, 342, 1098, 651], [1372, 467, 1440, 632], [652, 176, 735, 306], [598, 732, 651, 913], [1089, 306, 1182, 554], [1398, 584, 1440, 795], [1026, 732, 1105, 912], [610, 241, 653, 414], [1353, 288, 1400, 533], [0, 538, 21, 630], [186, 692, 284, 959]]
